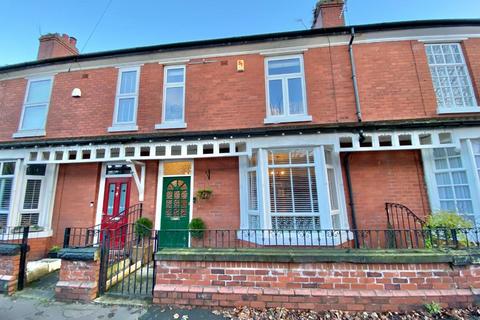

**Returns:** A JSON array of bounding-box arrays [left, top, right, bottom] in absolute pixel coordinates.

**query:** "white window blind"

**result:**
[[20, 78, 52, 131], [0, 161, 15, 228], [265, 56, 308, 122], [113, 68, 139, 127], [23, 179, 42, 210], [268, 149, 320, 230], [21, 164, 46, 227], [425, 44, 477, 113], [432, 147, 475, 224]]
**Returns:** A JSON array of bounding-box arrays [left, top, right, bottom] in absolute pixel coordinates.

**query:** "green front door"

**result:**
[[159, 176, 191, 248]]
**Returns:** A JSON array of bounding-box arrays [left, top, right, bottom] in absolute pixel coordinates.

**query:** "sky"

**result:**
[[0, 0, 479, 66]]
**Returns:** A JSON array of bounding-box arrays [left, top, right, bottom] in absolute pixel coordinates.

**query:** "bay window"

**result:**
[[13, 77, 53, 138], [264, 55, 311, 124], [109, 67, 140, 132], [156, 66, 186, 129], [425, 43, 478, 114], [241, 146, 347, 233]]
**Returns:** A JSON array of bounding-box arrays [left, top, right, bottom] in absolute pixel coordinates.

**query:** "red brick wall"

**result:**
[[193, 158, 240, 230], [1, 39, 480, 142], [56, 258, 100, 302], [154, 260, 480, 311], [0, 254, 20, 294], [342, 150, 430, 230], [27, 237, 52, 260], [50, 163, 101, 246]]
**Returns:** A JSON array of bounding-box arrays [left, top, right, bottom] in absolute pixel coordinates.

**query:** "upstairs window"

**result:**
[[264, 55, 311, 124], [156, 66, 186, 129], [426, 43, 478, 114], [109, 67, 140, 132], [14, 77, 53, 138]]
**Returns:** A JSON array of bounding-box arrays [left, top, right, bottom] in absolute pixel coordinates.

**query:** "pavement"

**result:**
[[0, 295, 226, 320], [0, 270, 226, 320]]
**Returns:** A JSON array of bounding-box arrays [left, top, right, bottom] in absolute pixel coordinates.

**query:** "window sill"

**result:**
[[264, 115, 312, 124], [107, 125, 139, 132], [12, 130, 46, 138], [437, 107, 480, 114], [155, 122, 187, 130]]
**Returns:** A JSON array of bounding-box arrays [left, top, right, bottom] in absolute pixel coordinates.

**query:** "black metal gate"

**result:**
[[99, 223, 157, 298]]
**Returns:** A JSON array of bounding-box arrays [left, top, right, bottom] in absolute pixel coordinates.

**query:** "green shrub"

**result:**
[[134, 217, 153, 239], [188, 218, 206, 239], [425, 211, 473, 229], [424, 301, 441, 315], [49, 245, 61, 253], [424, 212, 473, 248]]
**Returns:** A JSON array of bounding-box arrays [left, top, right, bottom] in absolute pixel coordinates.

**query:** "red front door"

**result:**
[[101, 178, 131, 246]]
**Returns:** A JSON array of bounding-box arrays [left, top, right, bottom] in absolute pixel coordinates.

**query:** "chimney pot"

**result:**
[[312, 0, 345, 29], [37, 33, 79, 60]]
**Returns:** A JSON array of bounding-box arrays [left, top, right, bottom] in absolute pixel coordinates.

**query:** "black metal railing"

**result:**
[[0, 226, 30, 290], [385, 202, 426, 230], [63, 203, 143, 248], [157, 228, 480, 250]]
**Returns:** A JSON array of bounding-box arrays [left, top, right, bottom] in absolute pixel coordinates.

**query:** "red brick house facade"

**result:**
[[0, 3, 480, 260]]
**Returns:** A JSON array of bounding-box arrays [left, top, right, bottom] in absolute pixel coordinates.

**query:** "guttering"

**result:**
[[349, 27, 362, 123]]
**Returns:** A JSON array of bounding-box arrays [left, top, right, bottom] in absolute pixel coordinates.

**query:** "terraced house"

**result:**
[[0, 0, 480, 311]]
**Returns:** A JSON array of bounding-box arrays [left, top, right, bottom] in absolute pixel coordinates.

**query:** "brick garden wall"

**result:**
[[0, 254, 20, 295], [153, 260, 480, 312], [55, 258, 100, 302]]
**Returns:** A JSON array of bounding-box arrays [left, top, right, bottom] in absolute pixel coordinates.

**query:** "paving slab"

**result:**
[[0, 294, 226, 320]]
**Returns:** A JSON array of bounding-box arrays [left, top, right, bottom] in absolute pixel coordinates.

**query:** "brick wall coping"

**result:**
[[0, 244, 21, 256], [155, 248, 480, 265], [58, 247, 99, 261]]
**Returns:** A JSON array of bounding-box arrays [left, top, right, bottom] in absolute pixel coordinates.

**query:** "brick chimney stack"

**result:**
[[37, 33, 79, 60], [312, 0, 345, 29]]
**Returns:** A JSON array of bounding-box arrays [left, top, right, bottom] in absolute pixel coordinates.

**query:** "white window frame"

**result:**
[[108, 66, 141, 132], [13, 76, 54, 138], [155, 65, 187, 129], [425, 43, 479, 114], [264, 55, 311, 124], [324, 147, 345, 229], [422, 143, 480, 225]]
